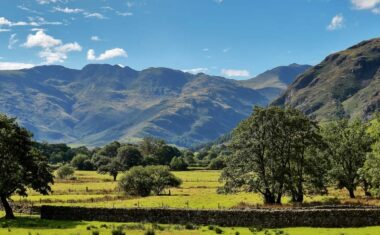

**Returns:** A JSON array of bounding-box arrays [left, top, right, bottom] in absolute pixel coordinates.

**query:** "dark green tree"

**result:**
[[71, 154, 94, 170], [170, 157, 188, 171], [221, 106, 323, 204], [156, 145, 182, 165], [117, 145, 143, 169], [0, 115, 54, 219], [97, 157, 122, 181], [208, 157, 226, 170], [323, 119, 373, 198], [96, 141, 121, 158]]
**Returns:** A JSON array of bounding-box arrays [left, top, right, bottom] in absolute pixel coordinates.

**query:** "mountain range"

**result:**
[[273, 37, 380, 121], [0, 63, 306, 147]]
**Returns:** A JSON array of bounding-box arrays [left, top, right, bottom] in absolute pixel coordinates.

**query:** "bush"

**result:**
[[215, 227, 223, 234], [71, 154, 94, 170], [111, 228, 125, 235], [145, 229, 156, 235], [119, 166, 153, 197], [170, 157, 188, 171], [92, 231, 100, 235], [208, 157, 226, 170], [119, 165, 182, 196], [56, 164, 75, 179]]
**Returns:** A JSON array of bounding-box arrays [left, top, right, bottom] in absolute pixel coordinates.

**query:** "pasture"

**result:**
[[12, 170, 379, 209], [5, 170, 380, 234]]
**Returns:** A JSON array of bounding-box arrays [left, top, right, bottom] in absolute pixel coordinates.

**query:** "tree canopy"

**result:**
[[0, 115, 53, 219]]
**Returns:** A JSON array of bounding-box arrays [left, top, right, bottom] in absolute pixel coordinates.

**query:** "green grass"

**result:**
[[2, 212, 380, 235], [13, 170, 380, 209], [4, 170, 380, 234]]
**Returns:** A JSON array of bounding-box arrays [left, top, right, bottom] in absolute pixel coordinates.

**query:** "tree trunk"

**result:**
[[348, 188, 355, 198], [263, 189, 276, 204], [0, 196, 14, 219], [112, 173, 118, 181], [276, 193, 282, 204]]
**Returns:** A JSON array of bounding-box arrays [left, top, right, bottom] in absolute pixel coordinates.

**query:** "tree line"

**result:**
[[220, 106, 380, 204]]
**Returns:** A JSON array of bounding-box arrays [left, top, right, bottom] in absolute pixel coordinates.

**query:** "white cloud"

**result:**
[[0, 62, 34, 70], [39, 42, 82, 64], [351, 0, 380, 9], [0, 16, 62, 28], [36, 0, 61, 4], [53, 7, 84, 14], [8, 34, 18, 49], [183, 68, 209, 74], [23, 30, 81, 64], [351, 0, 380, 13], [116, 11, 133, 16], [17, 5, 41, 14], [91, 36, 101, 41], [84, 12, 107, 19], [23, 30, 62, 48], [221, 69, 250, 78], [327, 14, 344, 31], [87, 48, 128, 61], [0, 29, 10, 32]]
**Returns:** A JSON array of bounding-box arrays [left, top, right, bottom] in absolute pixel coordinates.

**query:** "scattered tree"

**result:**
[[170, 157, 188, 171], [119, 165, 181, 196], [208, 157, 226, 170], [56, 164, 75, 179]]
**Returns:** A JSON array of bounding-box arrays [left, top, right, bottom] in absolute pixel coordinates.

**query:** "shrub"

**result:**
[[71, 154, 94, 170], [119, 166, 152, 196], [92, 231, 100, 235], [170, 157, 188, 171], [111, 228, 125, 235], [147, 165, 182, 195], [208, 157, 226, 170], [145, 229, 156, 235], [215, 227, 223, 234], [119, 165, 182, 196], [56, 164, 75, 179], [185, 223, 197, 230]]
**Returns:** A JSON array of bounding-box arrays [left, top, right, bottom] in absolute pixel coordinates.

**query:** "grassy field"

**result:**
[[4, 170, 380, 234], [12, 170, 379, 209], [1, 212, 380, 235]]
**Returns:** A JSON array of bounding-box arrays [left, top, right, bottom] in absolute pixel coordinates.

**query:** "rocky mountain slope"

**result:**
[[0, 64, 267, 147], [239, 64, 311, 101], [272, 38, 380, 120]]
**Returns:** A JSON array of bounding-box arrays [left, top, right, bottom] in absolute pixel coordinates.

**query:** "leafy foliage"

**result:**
[[0, 114, 54, 218], [119, 166, 181, 196], [221, 106, 324, 204]]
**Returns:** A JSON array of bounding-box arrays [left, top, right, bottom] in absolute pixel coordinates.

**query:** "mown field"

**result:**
[[4, 170, 380, 234], [12, 170, 380, 209]]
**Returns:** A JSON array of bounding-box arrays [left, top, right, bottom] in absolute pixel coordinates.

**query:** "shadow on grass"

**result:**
[[0, 216, 84, 229]]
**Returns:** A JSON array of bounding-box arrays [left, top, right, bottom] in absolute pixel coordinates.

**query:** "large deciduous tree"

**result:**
[[323, 119, 372, 198], [220, 106, 323, 204], [0, 115, 53, 219]]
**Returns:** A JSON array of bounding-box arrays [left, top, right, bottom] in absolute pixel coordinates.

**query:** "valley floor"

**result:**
[[13, 170, 380, 209], [4, 170, 380, 234]]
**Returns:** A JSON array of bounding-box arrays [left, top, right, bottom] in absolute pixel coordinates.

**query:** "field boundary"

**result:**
[[41, 205, 380, 228]]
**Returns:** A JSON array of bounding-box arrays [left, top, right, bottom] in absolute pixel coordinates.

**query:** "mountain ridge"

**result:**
[[272, 37, 380, 120]]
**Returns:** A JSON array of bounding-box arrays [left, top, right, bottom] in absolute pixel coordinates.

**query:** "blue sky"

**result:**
[[0, 0, 379, 79]]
